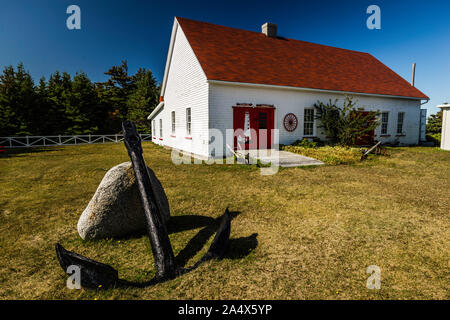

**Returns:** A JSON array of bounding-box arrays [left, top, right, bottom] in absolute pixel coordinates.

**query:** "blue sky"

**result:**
[[0, 0, 449, 115]]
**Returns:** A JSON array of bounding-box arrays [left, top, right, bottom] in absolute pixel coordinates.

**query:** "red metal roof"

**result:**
[[176, 17, 428, 100]]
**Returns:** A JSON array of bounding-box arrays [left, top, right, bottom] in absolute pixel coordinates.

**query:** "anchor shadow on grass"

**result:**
[[167, 215, 217, 234], [115, 214, 218, 240], [223, 233, 258, 260], [173, 211, 257, 268]]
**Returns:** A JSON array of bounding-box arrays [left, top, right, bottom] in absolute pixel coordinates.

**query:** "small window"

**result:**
[[258, 112, 267, 129], [397, 112, 405, 134], [186, 108, 191, 135], [381, 112, 389, 135], [152, 120, 155, 135], [304, 108, 314, 136], [171, 111, 175, 134], [159, 119, 163, 137]]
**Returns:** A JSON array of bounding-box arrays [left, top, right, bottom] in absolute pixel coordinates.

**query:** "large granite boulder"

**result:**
[[77, 162, 170, 240]]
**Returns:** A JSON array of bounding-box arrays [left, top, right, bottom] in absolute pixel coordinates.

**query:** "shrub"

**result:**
[[292, 139, 318, 148], [314, 96, 380, 146], [426, 133, 441, 146]]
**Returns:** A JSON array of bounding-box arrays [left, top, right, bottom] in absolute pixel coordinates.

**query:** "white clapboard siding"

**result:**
[[152, 19, 209, 158], [209, 82, 421, 156]]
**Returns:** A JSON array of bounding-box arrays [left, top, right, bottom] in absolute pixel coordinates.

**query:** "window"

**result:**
[[152, 120, 155, 136], [258, 112, 267, 129], [304, 108, 314, 136], [381, 112, 389, 135], [186, 108, 191, 135], [159, 119, 163, 137], [171, 111, 175, 134], [397, 112, 405, 134]]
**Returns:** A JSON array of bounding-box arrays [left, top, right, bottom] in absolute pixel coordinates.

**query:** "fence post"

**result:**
[[9, 137, 12, 147], [26, 136, 29, 147], [59, 135, 61, 145], [115, 134, 118, 143], [89, 134, 91, 144]]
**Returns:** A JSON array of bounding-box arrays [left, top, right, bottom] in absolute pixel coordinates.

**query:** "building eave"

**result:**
[[147, 101, 164, 120], [207, 79, 428, 101]]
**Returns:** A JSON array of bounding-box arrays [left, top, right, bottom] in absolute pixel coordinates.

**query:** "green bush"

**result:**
[[314, 96, 380, 146], [426, 133, 441, 146], [292, 139, 318, 148]]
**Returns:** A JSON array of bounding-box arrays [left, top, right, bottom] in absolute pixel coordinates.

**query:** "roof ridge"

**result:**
[[176, 16, 370, 56]]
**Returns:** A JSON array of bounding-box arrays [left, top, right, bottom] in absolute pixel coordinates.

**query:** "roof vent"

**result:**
[[262, 22, 277, 38]]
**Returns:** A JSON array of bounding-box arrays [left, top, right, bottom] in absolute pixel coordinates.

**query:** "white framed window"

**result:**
[[159, 118, 163, 138], [304, 108, 314, 136], [171, 111, 175, 134], [397, 112, 405, 134], [186, 108, 192, 136], [152, 120, 155, 136], [381, 112, 389, 135]]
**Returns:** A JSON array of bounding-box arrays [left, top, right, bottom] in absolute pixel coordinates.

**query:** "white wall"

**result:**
[[209, 82, 422, 156], [441, 107, 450, 151], [152, 21, 210, 158]]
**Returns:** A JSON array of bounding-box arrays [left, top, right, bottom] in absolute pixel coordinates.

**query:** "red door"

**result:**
[[233, 106, 274, 150], [353, 111, 375, 146]]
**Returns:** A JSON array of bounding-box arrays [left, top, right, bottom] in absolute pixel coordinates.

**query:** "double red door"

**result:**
[[233, 107, 274, 150]]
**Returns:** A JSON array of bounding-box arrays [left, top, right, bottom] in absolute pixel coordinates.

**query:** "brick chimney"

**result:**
[[262, 22, 277, 38]]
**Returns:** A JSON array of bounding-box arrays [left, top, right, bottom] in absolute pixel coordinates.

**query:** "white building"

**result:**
[[438, 104, 450, 151], [148, 17, 429, 159]]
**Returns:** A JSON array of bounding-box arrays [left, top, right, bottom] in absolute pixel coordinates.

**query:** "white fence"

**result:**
[[0, 134, 152, 148]]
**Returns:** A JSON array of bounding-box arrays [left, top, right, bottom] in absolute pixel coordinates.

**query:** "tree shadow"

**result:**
[[0, 147, 66, 158], [175, 211, 253, 268]]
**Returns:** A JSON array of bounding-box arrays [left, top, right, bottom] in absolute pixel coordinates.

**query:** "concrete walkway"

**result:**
[[243, 149, 324, 167]]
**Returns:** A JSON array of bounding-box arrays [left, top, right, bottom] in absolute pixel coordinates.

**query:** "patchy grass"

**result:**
[[282, 145, 363, 165], [0, 144, 449, 300]]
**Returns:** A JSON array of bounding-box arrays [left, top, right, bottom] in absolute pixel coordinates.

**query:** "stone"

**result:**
[[77, 162, 170, 240]]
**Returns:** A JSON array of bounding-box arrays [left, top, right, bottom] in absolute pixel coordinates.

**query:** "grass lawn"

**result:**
[[0, 143, 449, 300]]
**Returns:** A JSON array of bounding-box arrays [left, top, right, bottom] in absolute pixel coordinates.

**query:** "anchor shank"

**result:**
[[122, 120, 177, 279]]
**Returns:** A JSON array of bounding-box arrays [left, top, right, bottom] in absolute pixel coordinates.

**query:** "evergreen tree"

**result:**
[[0, 63, 37, 135], [126, 68, 159, 133], [426, 109, 444, 135], [0, 62, 160, 136], [35, 77, 50, 135], [0, 65, 20, 136], [46, 71, 71, 134], [99, 60, 135, 125], [66, 72, 100, 134]]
